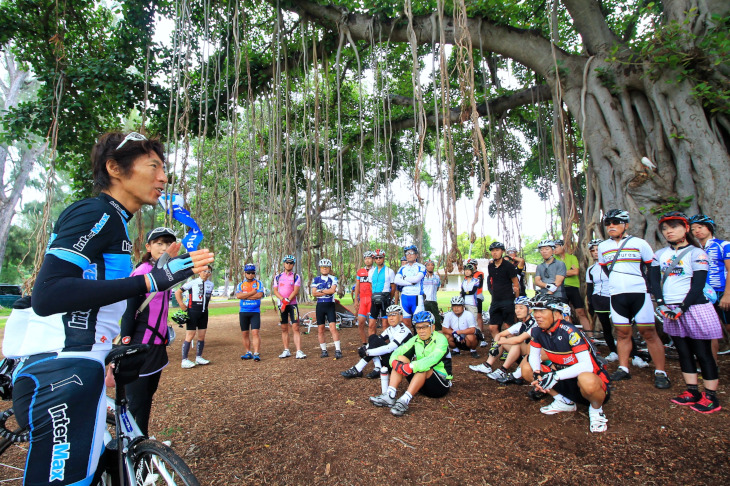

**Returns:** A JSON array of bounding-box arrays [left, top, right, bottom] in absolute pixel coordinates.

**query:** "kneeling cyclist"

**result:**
[[341, 304, 412, 379], [525, 295, 611, 433], [370, 311, 453, 416]]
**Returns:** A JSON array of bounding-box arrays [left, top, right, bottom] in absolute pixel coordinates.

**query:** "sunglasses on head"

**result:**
[[603, 218, 625, 226], [116, 132, 147, 150]]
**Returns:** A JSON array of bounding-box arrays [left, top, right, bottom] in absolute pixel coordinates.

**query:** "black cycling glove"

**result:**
[[147, 253, 195, 292]]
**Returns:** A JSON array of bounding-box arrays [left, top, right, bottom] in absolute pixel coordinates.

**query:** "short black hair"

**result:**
[[90, 132, 165, 194]]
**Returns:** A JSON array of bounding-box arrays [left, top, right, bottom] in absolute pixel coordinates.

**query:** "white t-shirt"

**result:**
[[652, 246, 710, 304], [585, 263, 611, 297], [442, 310, 477, 331], [422, 274, 440, 302], [597, 236, 654, 294]]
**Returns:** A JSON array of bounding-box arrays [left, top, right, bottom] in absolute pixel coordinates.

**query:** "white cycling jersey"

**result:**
[[586, 263, 611, 298], [652, 245, 709, 304], [442, 310, 476, 331], [394, 262, 427, 296], [597, 235, 654, 294], [422, 273, 440, 301]]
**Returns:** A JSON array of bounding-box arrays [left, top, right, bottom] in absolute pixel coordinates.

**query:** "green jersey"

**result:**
[[558, 253, 580, 288], [390, 331, 453, 379]]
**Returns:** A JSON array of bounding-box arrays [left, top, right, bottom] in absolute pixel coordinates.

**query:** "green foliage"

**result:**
[[647, 196, 694, 216]]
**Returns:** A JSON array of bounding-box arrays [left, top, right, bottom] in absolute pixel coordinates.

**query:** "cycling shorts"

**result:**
[[12, 354, 107, 485], [316, 302, 337, 325], [610, 293, 655, 326], [400, 294, 422, 318], [187, 309, 209, 331], [406, 371, 451, 398], [565, 286, 585, 309], [489, 299, 516, 327], [358, 295, 372, 318], [590, 295, 611, 313], [369, 293, 391, 320], [554, 376, 610, 406], [455, 329, 485, 350], [239, 312, 261, 331], [280, 304, 299, 324], [476, 299, 483, 314]]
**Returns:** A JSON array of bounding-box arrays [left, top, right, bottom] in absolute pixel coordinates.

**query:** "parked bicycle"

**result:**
[[0, 345, 199, 485]]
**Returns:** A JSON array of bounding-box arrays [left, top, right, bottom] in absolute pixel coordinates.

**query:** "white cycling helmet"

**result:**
[[386, 304, 403, 315], [537, 239, 555, 249], [450, 296, 465, 306], [318, 258, 332, 267], [363, 251, 375, 258], [588, 238, 602, 249]]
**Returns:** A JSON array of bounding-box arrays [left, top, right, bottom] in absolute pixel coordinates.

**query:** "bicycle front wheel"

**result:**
[[131, 440, 199, 486]]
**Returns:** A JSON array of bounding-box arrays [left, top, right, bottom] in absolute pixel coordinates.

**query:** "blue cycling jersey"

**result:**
[[311, 274, 338, 303], [701, 238, 729, 291]]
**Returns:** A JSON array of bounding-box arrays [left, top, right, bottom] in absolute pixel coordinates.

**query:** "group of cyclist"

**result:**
[[2, 129, 728, 482]]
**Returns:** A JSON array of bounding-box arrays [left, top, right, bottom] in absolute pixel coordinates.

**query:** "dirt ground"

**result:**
[[3, 309, 730, 484]]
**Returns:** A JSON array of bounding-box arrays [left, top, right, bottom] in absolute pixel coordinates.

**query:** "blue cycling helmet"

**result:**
[[282, 255, 296, 264], [244, 264, 256, 273], [514, 296, 531, 308], [412, 311, 435, 325], [403, 244, 419, 254], [689, 214, 715, 234]]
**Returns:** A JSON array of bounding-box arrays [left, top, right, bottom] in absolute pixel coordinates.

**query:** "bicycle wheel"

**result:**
[[0, 408, 28, 483], [131, 440, 199, 486]]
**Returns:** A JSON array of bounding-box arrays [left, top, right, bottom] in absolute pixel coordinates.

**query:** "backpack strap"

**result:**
[[661, 246, 695, 286], [607, 236, 633, 274]]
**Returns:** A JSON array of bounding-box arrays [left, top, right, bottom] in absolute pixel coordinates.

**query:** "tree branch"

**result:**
[[562, 0, 623, 55]]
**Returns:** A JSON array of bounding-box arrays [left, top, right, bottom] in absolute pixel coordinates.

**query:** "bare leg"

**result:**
[[251, 329, 260, 354], [280, 323, 290, 350]]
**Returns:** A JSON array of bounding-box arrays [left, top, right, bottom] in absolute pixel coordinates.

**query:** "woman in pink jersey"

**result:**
[[119, 227, 177, 434]]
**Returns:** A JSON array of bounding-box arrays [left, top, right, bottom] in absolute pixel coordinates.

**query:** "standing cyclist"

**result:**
[[394, 245, 427, 329], [311, 258, 342, 359], [534, 240, 567, 302], [466, 258, 488, 346], [355, 250, 375, 346], [237, 263, 265, 361], [6, 132, 213, 485], [586, 239, 618, 362], [368, 249, 396, 335], [486, 242, 520, 340], [272, 255, 305, 359], [597, 209, 669, 388], [554, 239, 592, 331], [506, 247, 527, 296], [422, 259, 442, 330], [175, 265, 214, 368]]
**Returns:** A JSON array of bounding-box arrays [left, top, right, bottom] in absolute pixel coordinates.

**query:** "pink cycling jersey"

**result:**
[[273, 271, 302, 304]]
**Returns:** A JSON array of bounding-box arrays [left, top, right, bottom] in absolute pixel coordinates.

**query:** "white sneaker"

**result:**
[[479, 340, 488, 348], [605, 352, 619, 362], [469, 363, 493, 374], [540, 399, 577, 415], [589, 409, 608, 433], [487, 368, 508, 381], [295, 350, 307, 359], [195, 356, 210, 365], [279, 349, 292, 359], [181, 359, 196, 369], [632, 356, 650, 368]]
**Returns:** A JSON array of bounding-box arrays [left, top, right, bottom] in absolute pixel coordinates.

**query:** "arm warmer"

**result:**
[[649, 265, 664, 302], [682, 269, 708, 309], [367, 341, 399, 356], [119, 294, 145, 339], [32, 254, 148, 317], [528, 345, 542, 373], [462, 286, 478, 296], [554, 350, 593, 381]]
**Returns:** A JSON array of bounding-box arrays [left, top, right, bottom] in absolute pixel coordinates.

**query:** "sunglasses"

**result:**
[[283, 261, 295, 264], [405, 251, 416, 256], [374, 256, 384, 259], [415, 324, 432, 330], [245, 271, 255, 274], [604, 218, 625, 226], [116, 132, 147, 150]]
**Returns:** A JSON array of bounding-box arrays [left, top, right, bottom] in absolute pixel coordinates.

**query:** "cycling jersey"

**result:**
[[700, 238, 729, 292], [394, 262, 427, 296], [356, 267, 373, 298], [597, 235, 653, 294], [460, 277, 480, 306], [4, 193, 141, 358], [390, 331, 453, 379], [506, 316, 537, 337], [181, 278, 214, 312], [422, 273, 440, 302], [236, 278, 265, 312], [441, 310, 476, 332], [368, 265, 395, 293], [487, 260, 518, 299], [473, 270, 485, 300], [311, 274, 338, 303], [652, 246, 709, 304], [367, 323, 413, 357], [273, 271, 302, 304], [586, 263, 611, 297]]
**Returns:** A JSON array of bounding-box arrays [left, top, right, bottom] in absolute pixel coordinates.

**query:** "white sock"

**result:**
[[387, 386, 397, 399], [590, 405, 604, 415], [513, 367, 523, 379], [380, 368, 389, 394], [452, 348, 459, 352], [400, 391, 413, 405], [655, 370, 667, 376], [355, 359, 367, 372], [320, 343, 327, 351], [372, 356, 381, 369], [334, 340, 341, 351], [554, 393, 574, 405], [619, 365, 629, 373]]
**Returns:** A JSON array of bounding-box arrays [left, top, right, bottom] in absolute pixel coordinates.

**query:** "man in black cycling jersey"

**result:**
[[487, 242, 520, 339], [4, 132, 213, 485], [597, 209, 669, 389]]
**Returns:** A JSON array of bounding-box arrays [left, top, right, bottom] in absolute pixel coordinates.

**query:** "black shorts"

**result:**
[[239, 312, 261, 331], [407, 371, 451, 398], [476, 299, 483, 314], [316, 301, 337, 325], [489, 299, 515, 326], [565, 286, 585, 309], [369, 293, 391, 320], [591, 295, 611, 313], [455, 329, 485, 350], [554, 376, 610, 406], [280, 304, 299, 324], [187, 310, 209, 331]]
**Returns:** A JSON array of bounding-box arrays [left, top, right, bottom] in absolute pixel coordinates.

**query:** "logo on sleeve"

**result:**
[[568, 332, 581, 346], [48, 404, 70, 482], [72, 213, 110, 252]]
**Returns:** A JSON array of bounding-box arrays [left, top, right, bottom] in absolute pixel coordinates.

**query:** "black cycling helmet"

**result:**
[[688, 214, 716, 234], [587, 238, 602, 249], [529, 294, 564, 311], [146, 227, 176, 243], [489, 241, 506, 251], [603, 209, 630, 224], [554, 239, 564, 246], [658, 211, 689, 229]]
